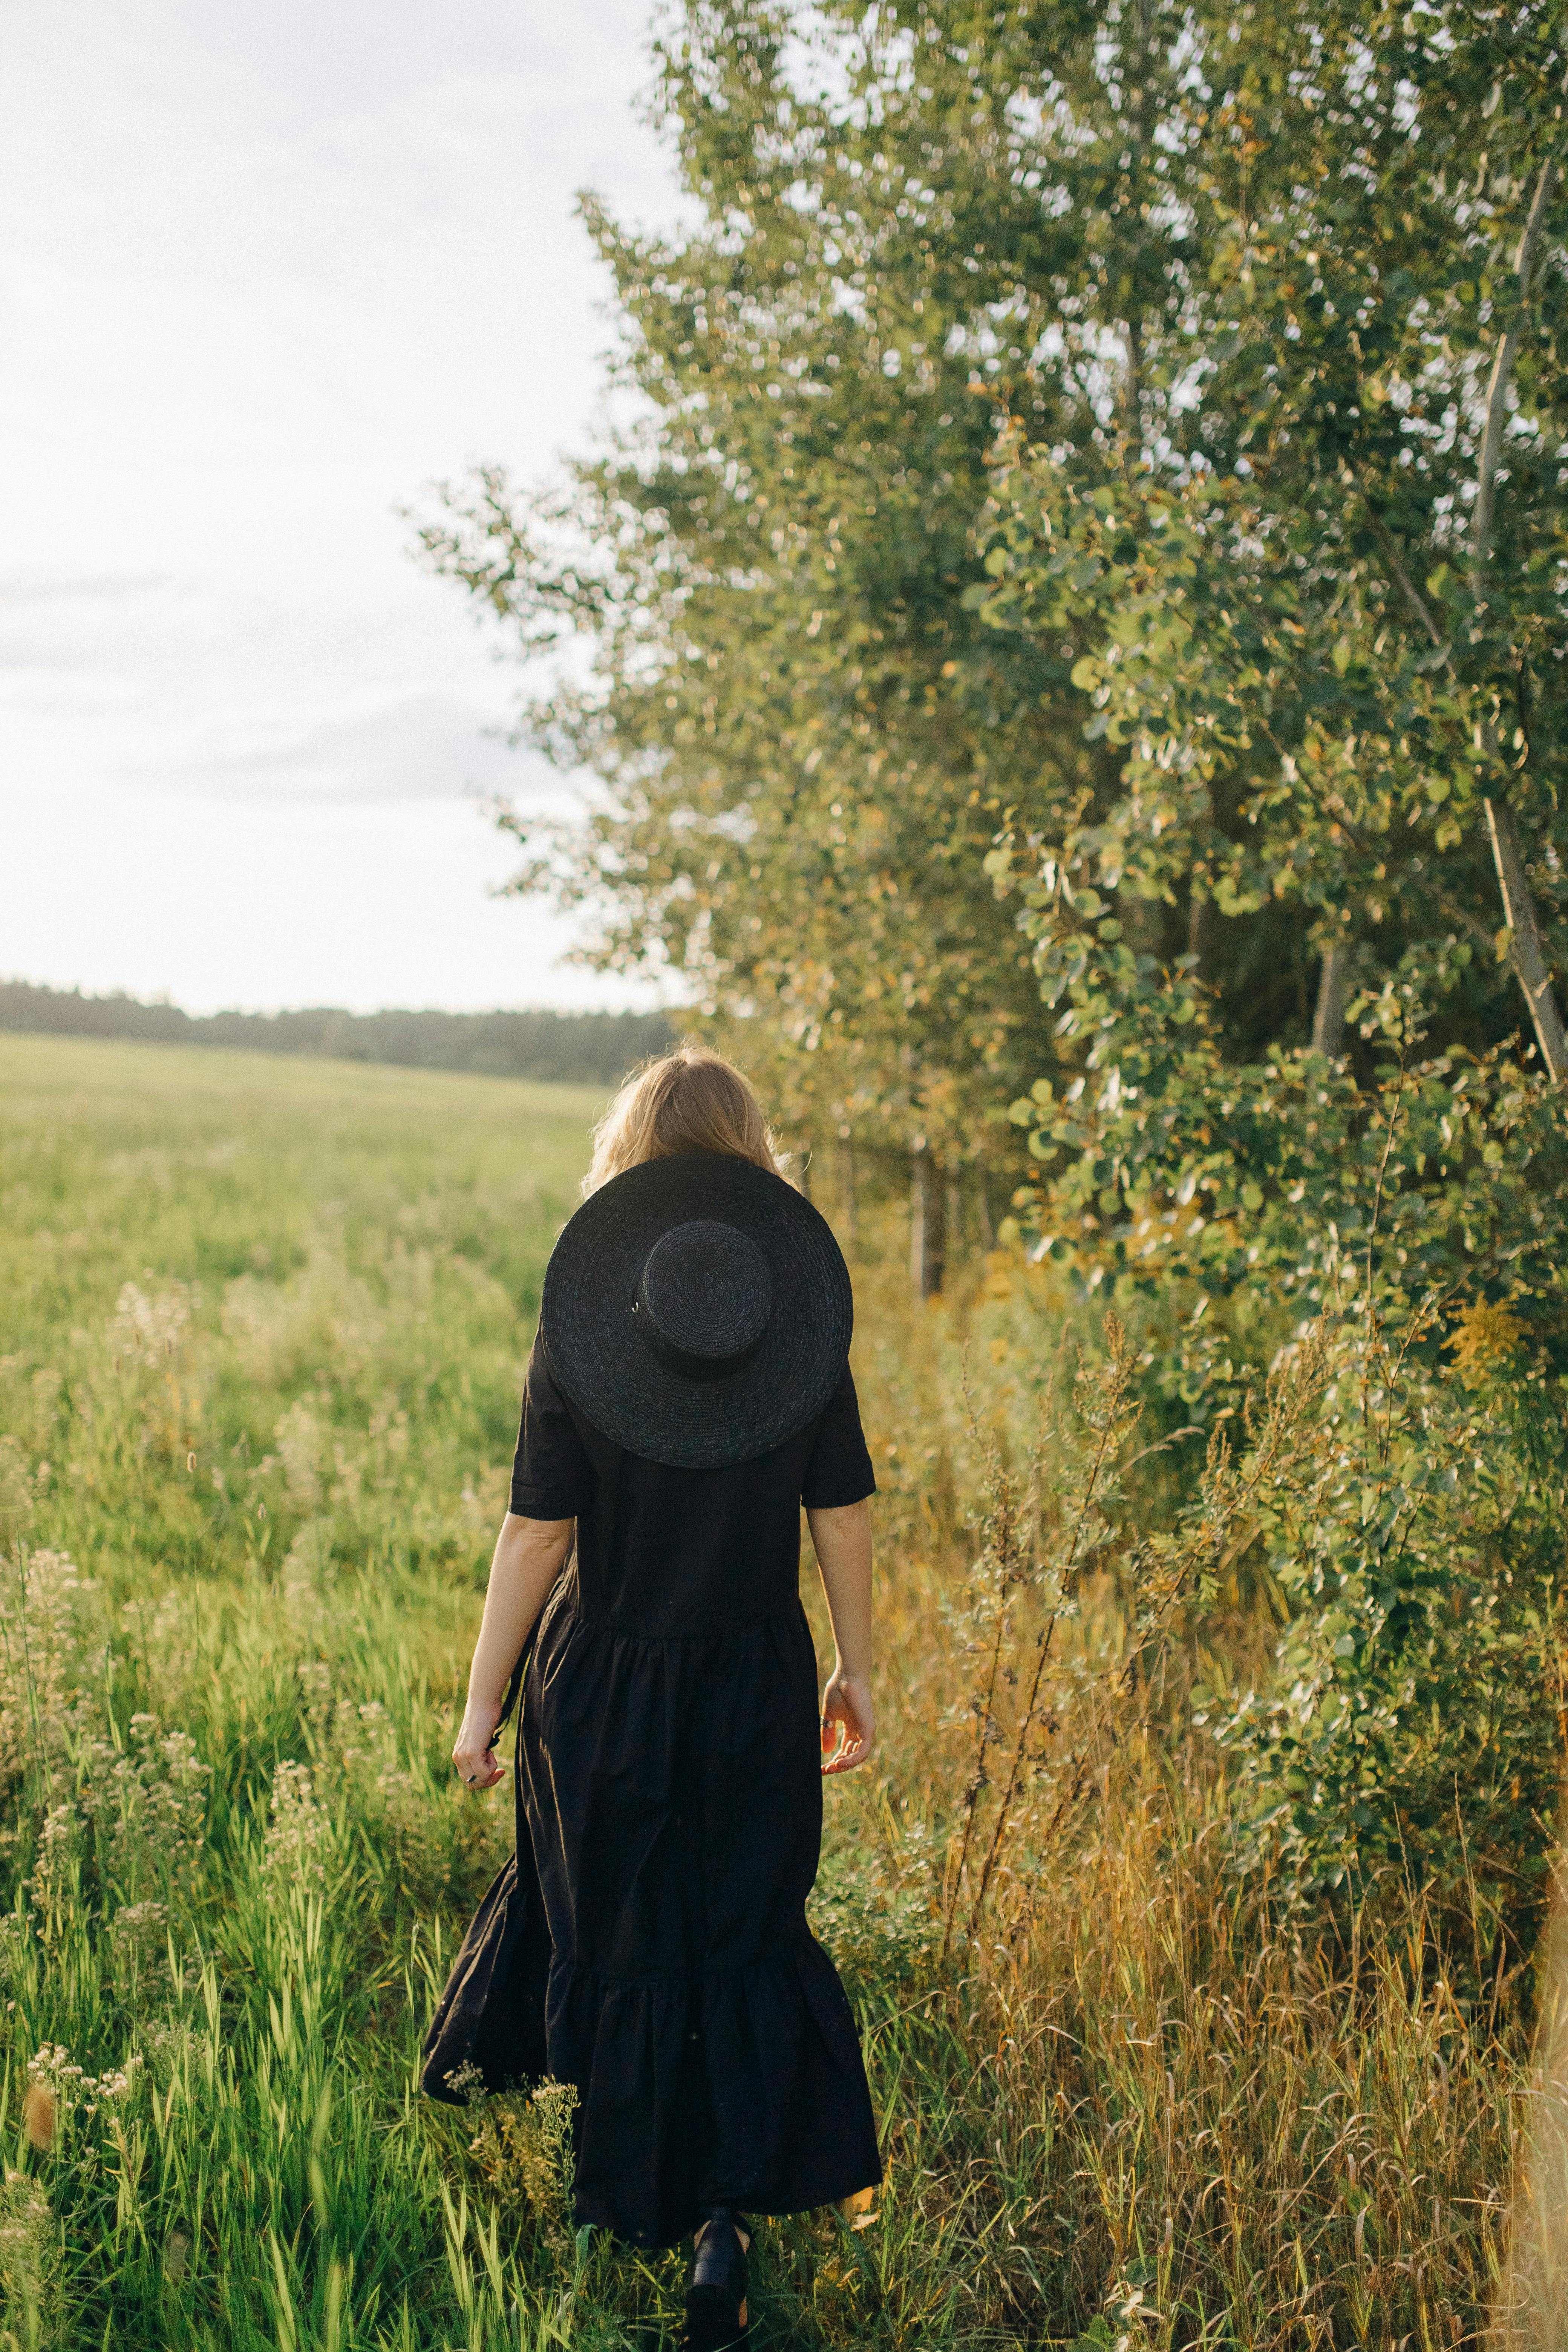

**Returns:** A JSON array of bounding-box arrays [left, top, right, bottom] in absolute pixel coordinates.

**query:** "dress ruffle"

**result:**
[[555, 1931, 879, 2247], [516, 1580, 883, 2246]]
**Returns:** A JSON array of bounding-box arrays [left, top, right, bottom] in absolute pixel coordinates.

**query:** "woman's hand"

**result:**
[[453, 1697, 507, 1792], [821, 1670, 874, 1774], [452, 1513, 575, 1794], [807, 1501, 874, 1777]]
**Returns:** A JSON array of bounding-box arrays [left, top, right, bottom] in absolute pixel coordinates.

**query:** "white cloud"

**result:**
[[0, 0, 687, 1006], [129, 692, 550, 807]]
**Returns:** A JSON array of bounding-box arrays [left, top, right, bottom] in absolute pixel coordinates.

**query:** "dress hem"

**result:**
[[550, 1927, 883, 2252], [572, 2155, 886, 2253]]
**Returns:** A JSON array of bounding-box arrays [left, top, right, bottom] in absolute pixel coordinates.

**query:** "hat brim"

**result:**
[[539, 1155, 853, 1470]]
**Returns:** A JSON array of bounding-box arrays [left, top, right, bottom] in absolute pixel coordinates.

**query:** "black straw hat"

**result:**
[[538, 1153, 853, 1470]]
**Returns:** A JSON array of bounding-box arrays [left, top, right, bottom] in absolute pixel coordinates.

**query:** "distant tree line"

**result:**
[[0, 982, 672, 1086]]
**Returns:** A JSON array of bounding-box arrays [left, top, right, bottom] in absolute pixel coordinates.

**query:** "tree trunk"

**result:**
[[1470, 155, 1568, 1081], [838, 1133, 858, 1248], [1472, 158, 1557, 571], [1485, 798, 1568, 1081], [911, 1147, 944, 1299], [1119, 892, 1164, 957], [1124, 314, 1142, 436], [976, 1169, 995, 1252], [1186, 888, 1205, 971], [1311, 942, 1351, 1057], [1121, 0, 1151, 454]]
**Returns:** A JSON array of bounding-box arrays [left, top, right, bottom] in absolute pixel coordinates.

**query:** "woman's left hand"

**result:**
[[453, 1699, 507, 1792], [821, 1671, 874, 1774]]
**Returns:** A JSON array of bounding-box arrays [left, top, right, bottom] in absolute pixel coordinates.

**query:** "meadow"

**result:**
[[0, 1034, 1547, 2349]]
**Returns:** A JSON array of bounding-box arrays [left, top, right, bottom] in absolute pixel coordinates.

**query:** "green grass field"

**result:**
[[0, 1037, 952, 2352], [0, 1037, 628, 2345], [0, 1034, 1540, 2349]]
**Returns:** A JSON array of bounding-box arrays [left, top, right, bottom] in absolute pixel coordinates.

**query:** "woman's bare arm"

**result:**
[[805, 1497, 875, 1774], [452, 1512, 574, 1791]]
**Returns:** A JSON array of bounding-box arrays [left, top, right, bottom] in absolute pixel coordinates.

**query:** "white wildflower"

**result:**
[[0, 1549, 105, 1799], [110, 1281, 196, 1367], [79, 1714, 209, 1906], [0, 2168, 56, 2320], [273, 1401, 327, 1513], [262, 1759, 329, 1893], [26, 1805, 83, 1942]]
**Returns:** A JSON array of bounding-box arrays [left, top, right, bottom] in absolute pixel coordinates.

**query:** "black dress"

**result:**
[[501, 1332, 882, 2249]]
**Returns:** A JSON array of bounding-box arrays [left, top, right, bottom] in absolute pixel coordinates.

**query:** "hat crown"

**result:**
[[634, 1219, 773, 1380]]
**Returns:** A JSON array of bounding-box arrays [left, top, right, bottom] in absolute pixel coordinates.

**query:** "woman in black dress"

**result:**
[[431, 1046, 881, 2349]]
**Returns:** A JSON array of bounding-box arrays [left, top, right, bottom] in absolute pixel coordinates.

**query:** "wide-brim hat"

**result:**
[[539, 1152, 853, 1470]]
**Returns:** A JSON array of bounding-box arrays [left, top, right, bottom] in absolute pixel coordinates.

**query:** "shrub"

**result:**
[[1006, 963, 1568, 1945]]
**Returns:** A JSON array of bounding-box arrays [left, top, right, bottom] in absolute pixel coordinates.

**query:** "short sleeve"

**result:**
[[801, 1366, 877, 1509], [509, 1334, 591, 1519]]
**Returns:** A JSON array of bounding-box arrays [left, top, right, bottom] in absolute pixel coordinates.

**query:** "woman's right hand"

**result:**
[[453, 1698, 507, 1792], [821, 1671, 874, 1774], [453, 1514, 574, 1795]]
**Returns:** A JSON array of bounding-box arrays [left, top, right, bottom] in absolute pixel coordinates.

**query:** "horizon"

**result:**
[[0, 976, 670, 1022]]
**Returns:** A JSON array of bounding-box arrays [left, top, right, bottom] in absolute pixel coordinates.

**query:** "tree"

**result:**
[[417, 0, 1231, 1243], [976, 0, 1568, 1078], [421, 0, 1568, 1258], [962, 0, 1568, 1922]]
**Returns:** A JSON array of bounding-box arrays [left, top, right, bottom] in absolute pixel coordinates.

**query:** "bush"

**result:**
[[1006, 963, 1568, 1945]]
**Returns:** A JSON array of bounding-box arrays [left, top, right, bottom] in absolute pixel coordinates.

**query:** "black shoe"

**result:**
[[681, 2207, 750, 2351]]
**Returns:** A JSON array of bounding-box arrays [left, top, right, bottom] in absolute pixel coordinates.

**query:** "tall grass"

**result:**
[[0, 1034, 1549, 2347]]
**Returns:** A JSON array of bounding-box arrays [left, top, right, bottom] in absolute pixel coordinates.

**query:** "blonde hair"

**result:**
[[584, 1043, 781, 1194]]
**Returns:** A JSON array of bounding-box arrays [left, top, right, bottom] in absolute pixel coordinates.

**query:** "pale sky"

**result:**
[[0, 1, 685, 1011]]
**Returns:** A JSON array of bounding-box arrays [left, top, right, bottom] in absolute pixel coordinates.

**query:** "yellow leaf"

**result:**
[[1443, 1300, 1525, 1385]]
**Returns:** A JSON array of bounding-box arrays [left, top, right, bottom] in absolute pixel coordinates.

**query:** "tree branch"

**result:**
[[1311, 940, 1352, 1056], [1473, 158, 1559, 574], [1261, 714, 1516, 975], [1356, 493, 1444, 650]]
